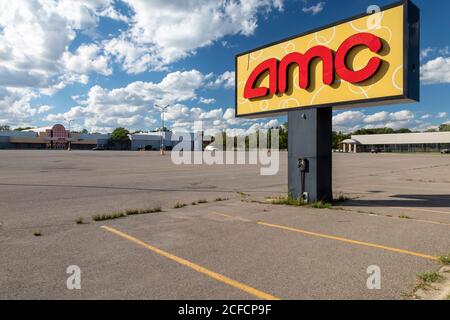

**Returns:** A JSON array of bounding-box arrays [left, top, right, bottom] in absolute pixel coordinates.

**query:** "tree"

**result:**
[[14, 127, 33, 131], [0, 125, 10, 131], [395, 128, 412, 134], [110, 127, 131, 150], [80, 129, 89, 134], [332, 131, 350, 150], [351, 127, 415, 135], [111, 127, 130, 142], [439, 124, 450, 132], [278, 123, 288, 150], [353, 128, 395, 135]]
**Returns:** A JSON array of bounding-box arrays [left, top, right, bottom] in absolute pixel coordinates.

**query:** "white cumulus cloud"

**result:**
[[61, 44, 112, 76], [302, 2, 325, 15], [421, 57, 450, 85], [333, 110, 420, 133], [42, 69, 267, 132], [104, 0, 284, 73], [0, 0, 128, 123]]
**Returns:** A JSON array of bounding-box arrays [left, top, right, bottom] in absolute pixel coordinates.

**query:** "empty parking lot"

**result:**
[[0, 150, 449, 299]]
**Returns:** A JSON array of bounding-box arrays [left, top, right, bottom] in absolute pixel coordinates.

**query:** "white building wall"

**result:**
[[351, 132, 450, 145]]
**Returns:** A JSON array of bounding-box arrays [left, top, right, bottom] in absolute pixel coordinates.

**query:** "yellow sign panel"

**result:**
[[235, 0, 419, 117]]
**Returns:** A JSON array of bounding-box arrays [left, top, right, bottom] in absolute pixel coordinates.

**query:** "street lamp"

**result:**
[[154, 104, 169, 155], [65, 118, 74, 151]]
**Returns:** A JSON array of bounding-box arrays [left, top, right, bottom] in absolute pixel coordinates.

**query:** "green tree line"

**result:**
[[2, 122, 450, 151]]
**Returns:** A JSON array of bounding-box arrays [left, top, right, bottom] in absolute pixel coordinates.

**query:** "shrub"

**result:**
[[417, 272, 443, 283]]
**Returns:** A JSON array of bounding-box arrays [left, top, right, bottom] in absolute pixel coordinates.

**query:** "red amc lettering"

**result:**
[[243, 32, 383, 100], [278, 45, 334, 93], [335, 32, 382, 83], [243, 58, 278, 99]]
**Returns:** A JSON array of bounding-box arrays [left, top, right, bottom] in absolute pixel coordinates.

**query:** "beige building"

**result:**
[[0, 124, 110, 150], [342, 131, 450, 153]]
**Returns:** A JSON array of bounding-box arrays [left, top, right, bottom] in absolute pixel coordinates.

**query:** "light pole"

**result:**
[[65, 118, 74, 151], [155, 104, 169, 155]]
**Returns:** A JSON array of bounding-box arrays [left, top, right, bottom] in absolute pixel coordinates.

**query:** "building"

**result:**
[[342, 131, 450, 153], [0, 124, 110, 150], [129, 131, 206, 151], [129, 132, 173, 151]]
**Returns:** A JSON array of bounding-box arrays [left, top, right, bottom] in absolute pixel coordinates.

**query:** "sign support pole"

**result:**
[[288, 107, 332, 203]]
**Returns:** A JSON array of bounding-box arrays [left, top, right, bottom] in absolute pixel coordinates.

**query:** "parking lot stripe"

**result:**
[[393, 207, 450, 216], [210, 211, 252, 222], [257, 222, 438, 261], [208, 212, 438, 261], [333, 207, 450, 227], [101, 225, 280, 300], [411, 218, 450, 227]]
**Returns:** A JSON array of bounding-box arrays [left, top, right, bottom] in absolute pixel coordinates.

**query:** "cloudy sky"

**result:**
[[0, 0, 449, 134]]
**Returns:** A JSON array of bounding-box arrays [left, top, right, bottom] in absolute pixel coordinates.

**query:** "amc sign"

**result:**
[[235, 0, 419, 117]]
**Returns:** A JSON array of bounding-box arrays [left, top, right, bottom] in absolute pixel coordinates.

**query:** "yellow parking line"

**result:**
[[411, 218, 450, 227], [257, 222, 438, 261], [336, 207, 450, 227], [393, 207, 450, 215], [207, 212, 438, 261], [101, 225, 279, 300], [335, 188, 373, 194], [210, 211, 252, 222]]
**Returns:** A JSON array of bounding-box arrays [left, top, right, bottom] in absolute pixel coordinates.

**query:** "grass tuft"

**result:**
[[399, 215, 412, 219], [173, 202, 187, 209], [33, 231, 42, 236], [92, 205, 162, 221], [270, 195, 332, 209], [417, 271, 443, 283], [214, 197, 228, 202], [197, 199, 208, 204], [400, 291, 414, 298], [125, 209, 140, 215], [75, 217, 85, 224], [311, 201, 332, 209], [140, 206, 162, 214], [92, 212, 127, 221], [270, 195, 305, 207], [438, 253, 450, 265], [237, 192, 249, 197]]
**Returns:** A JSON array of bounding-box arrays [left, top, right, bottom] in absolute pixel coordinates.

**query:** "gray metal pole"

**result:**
[[288, 107, 332, 203], [68, 121, 71, 151], [155, 104, 169, 155], [161, 108, 166, 154], [65, 119, 73, 151]]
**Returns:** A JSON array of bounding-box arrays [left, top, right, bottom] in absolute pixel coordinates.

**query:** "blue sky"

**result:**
[[0, 0, 449, 134]]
